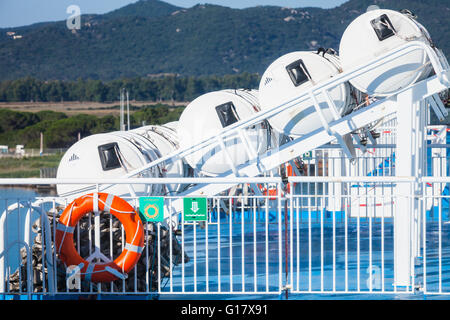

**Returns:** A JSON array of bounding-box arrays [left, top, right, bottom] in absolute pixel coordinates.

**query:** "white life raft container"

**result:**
[[162, 121, 179, 132], [131, 124, 190, 195], [56, 132, 163, 200], [339, 9, 434, 96], [259, 50, 354, 138], [177, 89, 269, 176]]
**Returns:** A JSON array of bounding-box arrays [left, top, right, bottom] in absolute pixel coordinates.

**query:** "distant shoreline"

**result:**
[[0, 184, 57, 195]]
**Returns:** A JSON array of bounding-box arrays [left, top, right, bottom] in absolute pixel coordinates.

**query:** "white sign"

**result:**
[[66, 265, 81, 290], [66, 5, 81, 30]]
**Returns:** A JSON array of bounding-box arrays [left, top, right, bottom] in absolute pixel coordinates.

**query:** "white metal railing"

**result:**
[[420, 178, 450, 295], [287, 176, 416, 294], [0, 115, 448, 298], [0, 178, 284, 297], [0, 175, 449, 298]]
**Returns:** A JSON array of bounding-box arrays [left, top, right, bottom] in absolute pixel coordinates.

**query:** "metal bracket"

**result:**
[[427, 93, 448, 121], [309, 90, 356, 162]]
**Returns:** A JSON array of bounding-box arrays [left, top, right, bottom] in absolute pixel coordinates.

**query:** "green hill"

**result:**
[[0, 0, 448, 81], [105, 0, 181, 19]]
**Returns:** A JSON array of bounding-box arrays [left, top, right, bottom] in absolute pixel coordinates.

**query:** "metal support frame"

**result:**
[[54, 42, 449, 215], [393, 90, 418, 287], [392, 69, 447, 287]]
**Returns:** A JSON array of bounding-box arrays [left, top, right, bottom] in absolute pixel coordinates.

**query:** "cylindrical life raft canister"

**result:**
[[258, 51, 353, 138], [55, 193, 144, 283], [339, 9, 434, 96], [131, 124, 191, 195], [56, 132, 164, 200], [178, 89, 269, 176], [162, 121, 179, 132]]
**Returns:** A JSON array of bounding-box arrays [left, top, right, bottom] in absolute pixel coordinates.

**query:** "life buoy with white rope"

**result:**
[[260, 183, 283, 200], [55, 193, 145, 283]]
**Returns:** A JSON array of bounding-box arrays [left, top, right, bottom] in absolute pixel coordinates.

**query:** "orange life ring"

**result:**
[[259, 184, 283, 200], [55, 193, 145, 283], [285, 163, 296, 194], [262, 187, 278, 200], [286, 163, 295, 177]]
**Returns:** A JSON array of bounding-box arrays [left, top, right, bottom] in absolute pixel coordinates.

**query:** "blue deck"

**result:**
[[1, 133, 450, 300], [3, 209, 449, 300]]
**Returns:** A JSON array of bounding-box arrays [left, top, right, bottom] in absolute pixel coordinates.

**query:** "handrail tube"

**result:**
[[0, 177, 282, 186], [288, 176, 415, 183]]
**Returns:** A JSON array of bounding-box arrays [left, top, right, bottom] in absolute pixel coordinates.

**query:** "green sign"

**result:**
[[183, 197, 208, 222], [139, 197, 164, 222], [302, 151, 313, 161]]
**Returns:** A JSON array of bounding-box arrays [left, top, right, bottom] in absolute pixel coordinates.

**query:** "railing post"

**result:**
[[393, 89, 412, 288], [277, 181, 283, 295], [284, 193, 289, 299], [0, 206, 6, 293], [393, 88, 426, 289]]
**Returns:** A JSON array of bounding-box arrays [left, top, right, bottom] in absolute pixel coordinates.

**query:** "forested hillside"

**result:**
[[0, 73, 259, 102], [0, 0, 447, 81], [0, 105, 185, 148]]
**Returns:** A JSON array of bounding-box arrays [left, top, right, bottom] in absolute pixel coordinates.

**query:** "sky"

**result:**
[[0, 0, 348, 28]]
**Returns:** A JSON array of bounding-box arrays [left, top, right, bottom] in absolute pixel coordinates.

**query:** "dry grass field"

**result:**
[[0, 153, 63, 178], [0, 101, 187, 117]]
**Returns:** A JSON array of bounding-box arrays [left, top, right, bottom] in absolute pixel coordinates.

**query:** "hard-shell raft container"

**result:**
[[56, 132, 164, 199], [258, 50, 354, 138], [339, 9, 434, 97], [162, 121, 179, 132], [131, 124, 191, 195], [177, 89, 270, 176], [57, 119, 192, 199]]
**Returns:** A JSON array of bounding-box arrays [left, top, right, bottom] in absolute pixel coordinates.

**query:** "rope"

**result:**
[[57, 193, 137, 277], [113, 144, 130, 173], [149, 126, 179, 149], [347, 59, 432, 118], [80, 194, 136, 214], [233, 89, 260, 111], [129, 136, 166, 186], [121, 219, 142, 274], [378, 18, 432, 47], [81, 193, 139, 275], [130, 137, 157, 163]]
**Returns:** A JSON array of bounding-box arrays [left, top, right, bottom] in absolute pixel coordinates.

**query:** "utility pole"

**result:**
[[127, 90, 130, 131], [39, 132, 43, 156], [120, 88, 125, 131]]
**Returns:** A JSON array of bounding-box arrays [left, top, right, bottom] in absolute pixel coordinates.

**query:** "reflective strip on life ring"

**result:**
[[55, 193, 145, 283]]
